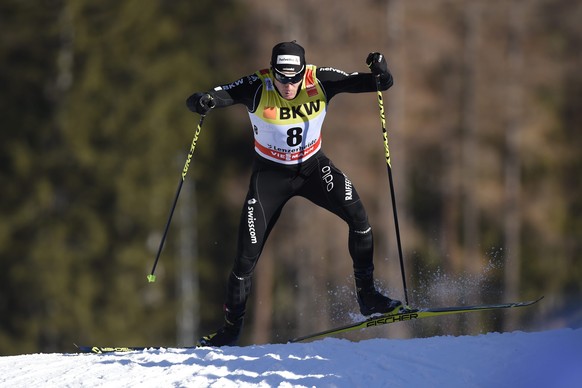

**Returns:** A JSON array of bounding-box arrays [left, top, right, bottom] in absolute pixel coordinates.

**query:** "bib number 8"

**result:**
[[286, 127, 303, 147]]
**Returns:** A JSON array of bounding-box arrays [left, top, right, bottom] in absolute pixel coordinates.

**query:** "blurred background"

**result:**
[[1, 0, 581, 355]]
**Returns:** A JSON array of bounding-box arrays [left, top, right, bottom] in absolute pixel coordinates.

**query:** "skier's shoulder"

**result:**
[[316, 66, 352, 80], [214, 72, 262, 94], [317, 66, 350, 77]]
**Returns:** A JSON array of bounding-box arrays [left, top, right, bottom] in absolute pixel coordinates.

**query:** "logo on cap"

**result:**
[[276, 55, 301, 65]]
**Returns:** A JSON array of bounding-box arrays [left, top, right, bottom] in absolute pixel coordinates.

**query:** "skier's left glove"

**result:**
[[366, 52, 388, 76]]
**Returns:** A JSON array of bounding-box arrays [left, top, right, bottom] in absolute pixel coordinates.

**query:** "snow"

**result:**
[[1, 328, 580, 388]]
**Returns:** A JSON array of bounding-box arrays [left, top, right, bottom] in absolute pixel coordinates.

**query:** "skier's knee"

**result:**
[[350, 225, 372, 242], [233, 254, 259, 277]]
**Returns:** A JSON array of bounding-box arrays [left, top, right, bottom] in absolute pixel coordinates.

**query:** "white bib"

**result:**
[[248, 65, 327, 165]]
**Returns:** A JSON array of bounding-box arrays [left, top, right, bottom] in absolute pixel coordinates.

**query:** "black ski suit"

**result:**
[[189, 65, 393, 317]]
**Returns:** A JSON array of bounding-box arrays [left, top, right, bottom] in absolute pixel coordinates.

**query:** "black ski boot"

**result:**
[[355, 276, 402, 316], [197, 308, 244, 347]]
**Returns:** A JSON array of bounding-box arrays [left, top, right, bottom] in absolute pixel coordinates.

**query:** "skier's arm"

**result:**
[[186, 74, 259, 115], [317, 52, 393, 101]]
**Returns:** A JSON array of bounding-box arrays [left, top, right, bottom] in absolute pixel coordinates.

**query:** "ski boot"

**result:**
[[197, 308, 244, 347], [355, 276, 402, 316]]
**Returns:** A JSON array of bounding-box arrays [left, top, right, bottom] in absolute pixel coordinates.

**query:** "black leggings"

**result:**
[[226, 151, 375, 311]]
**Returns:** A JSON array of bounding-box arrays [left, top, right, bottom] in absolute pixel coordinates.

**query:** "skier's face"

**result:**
[[273, 77, 302, 100]]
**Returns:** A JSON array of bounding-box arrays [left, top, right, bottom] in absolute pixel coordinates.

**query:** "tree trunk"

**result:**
[[503, 0, 524, 331], [177, 180, 199, 346], [461, 2, 481, 279], [460, 2, 482, 331]]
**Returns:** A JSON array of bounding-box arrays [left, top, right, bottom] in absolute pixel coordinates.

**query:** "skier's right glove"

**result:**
[[366, 52, 388, 76], [186, 92, 215, 116]]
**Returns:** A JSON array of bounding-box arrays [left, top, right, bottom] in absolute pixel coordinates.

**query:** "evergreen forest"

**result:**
[[1, 0, 581, 354]]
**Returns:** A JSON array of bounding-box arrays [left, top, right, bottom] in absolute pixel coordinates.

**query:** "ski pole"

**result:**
[[373, 77, 409, 306], [147, 113, 208, 283]]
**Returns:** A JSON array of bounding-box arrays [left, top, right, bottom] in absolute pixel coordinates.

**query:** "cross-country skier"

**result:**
[[187, 41, 401, 346]]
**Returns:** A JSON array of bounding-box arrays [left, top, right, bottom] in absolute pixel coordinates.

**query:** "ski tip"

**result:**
[[523, 296, 544, 305]]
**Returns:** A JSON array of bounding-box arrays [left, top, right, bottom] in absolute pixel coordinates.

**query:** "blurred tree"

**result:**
[[0, 0, 250, 354], [1, 0, 580, 354]]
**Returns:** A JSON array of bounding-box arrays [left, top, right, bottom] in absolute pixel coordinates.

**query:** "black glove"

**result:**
[[366, 52, 388, 76], [186, 92, 215, 115]]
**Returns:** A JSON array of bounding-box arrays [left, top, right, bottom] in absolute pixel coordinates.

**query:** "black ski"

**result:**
[[75, 297, 543, 351], [288, 296, 544, 343]]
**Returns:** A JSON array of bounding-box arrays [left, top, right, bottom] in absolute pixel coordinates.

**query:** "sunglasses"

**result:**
[[273, 71, 304, 84]]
